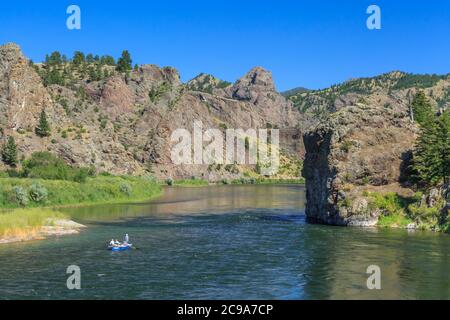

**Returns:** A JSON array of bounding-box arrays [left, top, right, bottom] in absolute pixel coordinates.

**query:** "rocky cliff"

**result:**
[[1, 42, 448, 191], [0, 43, 304, 180], [302, 102, 420, 226]]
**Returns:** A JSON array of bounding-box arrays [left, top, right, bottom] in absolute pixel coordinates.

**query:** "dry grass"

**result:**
[[0, 208, 66, 238]]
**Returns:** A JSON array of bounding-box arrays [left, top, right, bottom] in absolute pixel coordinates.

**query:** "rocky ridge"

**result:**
[[0, 43, 304, 180]]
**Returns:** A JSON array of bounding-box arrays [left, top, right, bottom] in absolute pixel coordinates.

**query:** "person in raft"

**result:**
[[109, 239, 115, 247], [124, 234, 129, 244]]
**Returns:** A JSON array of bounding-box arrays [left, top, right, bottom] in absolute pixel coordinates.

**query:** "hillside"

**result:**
[[285, 71, 450, 120], [1, 43, 449, 183], [0, 43, 304, 181]]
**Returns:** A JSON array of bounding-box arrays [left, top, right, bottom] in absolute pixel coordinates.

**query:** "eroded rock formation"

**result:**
[[302, 102, 419, 226]]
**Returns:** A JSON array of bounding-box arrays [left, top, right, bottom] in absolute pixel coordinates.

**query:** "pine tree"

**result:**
[[412, 91, 434, 126], [436, 111, 450, 184], [1, 136, 18, 166], [72, 51, 85, 66], [46, 51, 62, 66], [412, 110, 450, 186], [35, 110, 51, 137], [116, 50, 132, 72]]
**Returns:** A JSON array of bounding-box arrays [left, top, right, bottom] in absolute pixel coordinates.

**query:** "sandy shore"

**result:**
[[0, 219, 86, 244]]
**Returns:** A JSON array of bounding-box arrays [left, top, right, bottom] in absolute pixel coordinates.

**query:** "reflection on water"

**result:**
[[62, 185, 305, 222], [0, 185, 448, 300]]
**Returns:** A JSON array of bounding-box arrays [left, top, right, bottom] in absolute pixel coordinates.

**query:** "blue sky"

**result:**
[[0, 0, 449, 91]]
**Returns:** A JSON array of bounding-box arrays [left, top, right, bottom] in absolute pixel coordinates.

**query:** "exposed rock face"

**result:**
[[99, 76, 135, 118], [225, 67, 299, 128], [0, 43, 304, 179], [2, 42, 446, 186], [228, 66, 276, 101], [302, 102, 419, 226], [0, 43, 53, 130]]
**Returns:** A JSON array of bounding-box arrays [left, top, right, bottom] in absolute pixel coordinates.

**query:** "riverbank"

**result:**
[[366, 190, 449, 233], [0, 208, 85, 244], [0, 175, 162, 244], [0, 176, 162, 209]]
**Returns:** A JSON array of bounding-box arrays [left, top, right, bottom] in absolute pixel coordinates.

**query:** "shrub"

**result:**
[[29, 183, 48, 203], [73, 167, 89, 183], [166, 178, 174, 186], [6, 169, 20, 178], [119, 183, 133, 196], [21, 152, 95, 182], [12, 186, 29, 206], [340, 140, 352, 153], [408, 202, 443, 227], [22, 152, 70, 180], [369, 192, 404, 215], [143, 175, 156, 184]]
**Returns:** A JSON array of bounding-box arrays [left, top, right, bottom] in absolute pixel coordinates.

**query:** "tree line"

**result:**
[[37, 50, 135, 86]]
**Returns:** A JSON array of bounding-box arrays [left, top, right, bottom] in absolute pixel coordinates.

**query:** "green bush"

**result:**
[[29, 183, 48, 203], [166, 178, 174, 186], [21, 152, 95, 182], [22, 152, 70, 180], [12, 186, 28, 206], [408, 202, 443, 228], [119, 183, 132, 196], [73, 167, 90, 183]]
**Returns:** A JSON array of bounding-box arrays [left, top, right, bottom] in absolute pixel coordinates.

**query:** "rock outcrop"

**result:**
[[0, 43, 304, 179], [302, 102, 419, 226], [0, 43, 54, 130]]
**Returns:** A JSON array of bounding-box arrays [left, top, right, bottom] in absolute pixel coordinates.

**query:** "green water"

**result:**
[[0, 185, 448, 299]]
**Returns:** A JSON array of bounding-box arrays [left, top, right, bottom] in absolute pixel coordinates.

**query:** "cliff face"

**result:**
[[0, 43, 304, 179], [0, 43, 54, 130], [302, 102, 419, 226]]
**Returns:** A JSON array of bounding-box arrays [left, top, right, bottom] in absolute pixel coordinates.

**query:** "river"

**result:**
[[0, 185, 448, 299]]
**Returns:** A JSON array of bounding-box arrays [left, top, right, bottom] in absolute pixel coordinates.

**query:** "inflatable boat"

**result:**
[[108, 243, 132, 251]]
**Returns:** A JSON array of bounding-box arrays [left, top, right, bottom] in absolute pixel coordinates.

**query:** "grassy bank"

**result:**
[[0, 208, 67, 239], [164, 177, 305, 187], [0, 175, 162, 242], [0, 176, 162, 209], [171, 179, 209, 187]]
